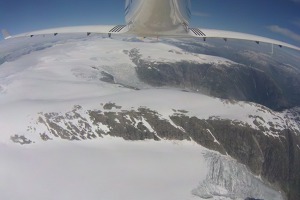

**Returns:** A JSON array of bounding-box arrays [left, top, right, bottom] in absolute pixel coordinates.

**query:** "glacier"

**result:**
[[0, 35, 298, 200]]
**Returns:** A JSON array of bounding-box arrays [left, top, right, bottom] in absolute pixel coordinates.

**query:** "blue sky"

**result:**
[[0, 0, 300, 46]]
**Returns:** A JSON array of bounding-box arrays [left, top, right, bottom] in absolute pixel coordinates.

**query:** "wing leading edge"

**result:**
[[2, 25, 300, 51], [2, 25, 129, 39], [188, 28, 300, 51]]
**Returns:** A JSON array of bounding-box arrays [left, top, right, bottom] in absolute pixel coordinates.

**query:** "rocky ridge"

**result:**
[[13, 100, 300, 200], [127, 47, 292, 111], [163, 39, 300, 111]]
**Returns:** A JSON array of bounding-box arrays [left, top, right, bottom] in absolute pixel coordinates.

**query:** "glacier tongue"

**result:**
[[192, 152, 283, 200]]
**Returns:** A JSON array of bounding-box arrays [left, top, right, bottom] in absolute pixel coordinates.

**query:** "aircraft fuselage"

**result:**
[[125, 0, 191, 36]]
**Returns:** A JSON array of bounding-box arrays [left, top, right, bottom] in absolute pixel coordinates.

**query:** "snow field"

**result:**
[[0, 138, 208, 200]]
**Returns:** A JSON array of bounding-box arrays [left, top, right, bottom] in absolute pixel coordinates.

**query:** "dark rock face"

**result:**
[[171, 114, 300, 200], [162, 40, 300, 111], [128, 48, 288, 111], [20, 103, 300, 200], [137, 61, 285, 110], [10, 135, 33, 145], [100, 71, 115, 84], [89, 107, 190, 141], [125, 43, 300, 111]]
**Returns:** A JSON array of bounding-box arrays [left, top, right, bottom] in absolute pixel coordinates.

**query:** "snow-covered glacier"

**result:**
[[1, 36, 299, 200]]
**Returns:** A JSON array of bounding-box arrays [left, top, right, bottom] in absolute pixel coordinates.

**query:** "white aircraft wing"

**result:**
[[2, 25, 129, 39], [188, 28, 300, 51], [3, 25, 300, 51]]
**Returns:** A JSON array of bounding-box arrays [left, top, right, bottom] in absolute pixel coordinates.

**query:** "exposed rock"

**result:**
[[135, 59, 285, 110], [192, 152, 283, 200], [40, 133, 52, 141], [21, 102, 300, 200], [164, 40, 300, 111], [100, 71, 115, 83], [126, 47, 299, 111], [103, 102, 122, 110], [11, 135, 33, 145]]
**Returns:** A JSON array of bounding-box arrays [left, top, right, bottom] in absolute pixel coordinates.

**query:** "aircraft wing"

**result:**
[[3, 25, 300, 51], [2, 25, 129, 39], [188, 28, 300, 51]]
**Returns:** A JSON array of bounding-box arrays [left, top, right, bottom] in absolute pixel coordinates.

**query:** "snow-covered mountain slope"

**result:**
[[0, 36, 299, 200], [0, 138, 209, 200], [159, 38, 300, 111], [193, 152, 283, 200], [0, 138, 285, 200], [2, 89, 298, 143], [0, 36, 298, 140]]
